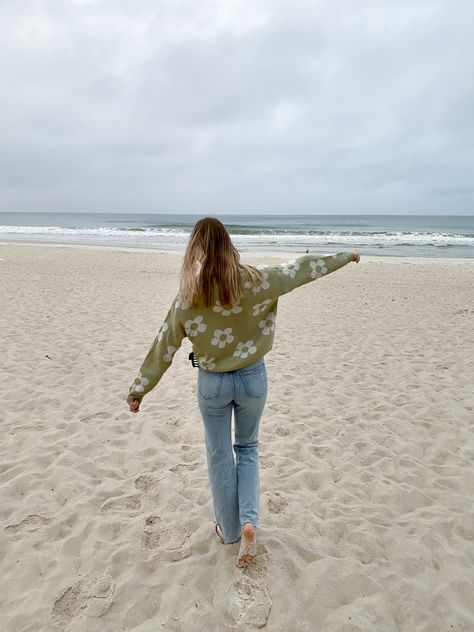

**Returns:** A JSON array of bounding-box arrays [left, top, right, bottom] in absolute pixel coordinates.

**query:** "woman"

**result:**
[[127, 217, 360, 568]]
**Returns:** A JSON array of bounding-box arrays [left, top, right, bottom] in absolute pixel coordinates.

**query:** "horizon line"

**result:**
[[1, 210, 473, 217]]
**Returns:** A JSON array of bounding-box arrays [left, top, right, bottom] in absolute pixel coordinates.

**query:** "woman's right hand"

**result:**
[[353, 251, 360, 263]]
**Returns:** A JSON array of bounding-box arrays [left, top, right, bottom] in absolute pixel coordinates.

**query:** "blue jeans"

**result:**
[[197, 357, 268, 544]]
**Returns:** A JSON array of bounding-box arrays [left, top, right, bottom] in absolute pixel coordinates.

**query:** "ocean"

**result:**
[[0, 212, 473, 258]]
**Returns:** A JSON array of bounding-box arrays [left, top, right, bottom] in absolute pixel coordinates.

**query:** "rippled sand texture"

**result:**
[[1, 242, 473, 631]]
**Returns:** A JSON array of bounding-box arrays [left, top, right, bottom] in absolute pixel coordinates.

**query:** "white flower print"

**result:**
[[252, 299, 272, 317], [213, 300, 243, 316], [184, 315, 207, 337], [310, 259, 328, 279], [163, 345, 177, 362], [258, 312, 275, 335], [199, 355, 216, 370], [175, 296, 190, 310], [256, 264, 271, 270], [157, 322, 169, 342], [131, 371, 150, 393], [281, 259, 300, 279], [244, 271, 270, 294], [211, 327, 234, 349], [233, 340, 257, 359]]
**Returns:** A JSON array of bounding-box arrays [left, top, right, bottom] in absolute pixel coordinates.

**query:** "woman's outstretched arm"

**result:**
[[127, 296, 186, 410], [256, 251, 359, 299]]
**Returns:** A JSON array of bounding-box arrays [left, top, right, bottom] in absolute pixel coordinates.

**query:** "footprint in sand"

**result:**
[[5, 514, 51, 541], [224, 544, 272, 627], [311, 445, 332, 459], [169, 463, 200, 473], [134, 474, 162, 493], [51, 575, 115, 626], [259, 454, 275, 469], [346, 529, 380, 565], [143, 515, 191, 561], [265, 491, 288, 514], [143, 516, 170, 548], [100, 494, 142, 514], [167, 446, 202, 474], [180, 445, 201, 464], [268, 402, 291, 415]]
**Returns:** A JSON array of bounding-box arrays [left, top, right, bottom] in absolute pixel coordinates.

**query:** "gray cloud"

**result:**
[[0, 0, 473, 213]]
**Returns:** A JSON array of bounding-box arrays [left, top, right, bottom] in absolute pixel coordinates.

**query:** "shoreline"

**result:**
[[1, 238, 473, 263]]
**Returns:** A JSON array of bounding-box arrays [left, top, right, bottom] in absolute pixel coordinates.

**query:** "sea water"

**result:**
[[0, 212, 473, 258]]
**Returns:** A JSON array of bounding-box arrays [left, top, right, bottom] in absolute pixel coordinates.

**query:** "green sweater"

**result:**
[[127, 252, 354, 405]]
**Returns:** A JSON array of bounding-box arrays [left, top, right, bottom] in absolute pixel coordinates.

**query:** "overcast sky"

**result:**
[[1, 0, 473, 215]]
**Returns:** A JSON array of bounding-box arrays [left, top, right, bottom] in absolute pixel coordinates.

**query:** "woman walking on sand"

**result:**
[[127, 217, 360, 568]]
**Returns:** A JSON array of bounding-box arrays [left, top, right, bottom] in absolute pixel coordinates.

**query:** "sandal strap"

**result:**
[[215, 523, 225, 544]]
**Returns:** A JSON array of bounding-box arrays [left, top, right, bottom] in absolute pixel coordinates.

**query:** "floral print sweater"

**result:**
[[127, 252, 354, 404]]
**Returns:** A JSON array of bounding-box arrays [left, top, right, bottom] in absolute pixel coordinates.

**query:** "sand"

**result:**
[[1, 240, 473, 631]]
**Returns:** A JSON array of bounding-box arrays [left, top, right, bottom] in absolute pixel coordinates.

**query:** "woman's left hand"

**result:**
[[129, 399, 141, 413]]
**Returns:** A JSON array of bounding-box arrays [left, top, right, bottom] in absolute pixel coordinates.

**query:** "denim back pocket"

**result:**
[[198, 369, 224, 399], [239, 365, 267, 399]]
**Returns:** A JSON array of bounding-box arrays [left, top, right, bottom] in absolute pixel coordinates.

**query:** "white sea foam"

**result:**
[[1, 225, 473, 247]]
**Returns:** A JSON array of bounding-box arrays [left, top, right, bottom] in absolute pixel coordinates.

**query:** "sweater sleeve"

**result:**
[[126, 297, 186, 405], [261, 252, 354, 299]]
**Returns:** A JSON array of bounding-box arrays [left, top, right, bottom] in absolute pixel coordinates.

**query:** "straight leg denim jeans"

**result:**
[[197, 357, 268, 544]]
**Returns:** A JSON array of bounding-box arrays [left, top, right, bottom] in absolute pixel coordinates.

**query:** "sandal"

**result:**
[[215, 523, 226, 545]]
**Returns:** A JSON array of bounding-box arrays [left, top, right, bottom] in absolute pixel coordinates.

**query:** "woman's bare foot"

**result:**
[[236, 523, 257, 568]]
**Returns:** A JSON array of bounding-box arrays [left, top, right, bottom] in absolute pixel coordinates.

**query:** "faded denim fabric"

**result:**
[[197, 357, 268, 544]]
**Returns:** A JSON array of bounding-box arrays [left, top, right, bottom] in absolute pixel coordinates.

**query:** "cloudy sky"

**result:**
[[1, 0, 473, 214]]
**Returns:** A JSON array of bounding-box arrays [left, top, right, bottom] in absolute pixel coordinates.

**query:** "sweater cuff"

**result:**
[[339, 252, 355, 264], [127, 392, 143, 406]]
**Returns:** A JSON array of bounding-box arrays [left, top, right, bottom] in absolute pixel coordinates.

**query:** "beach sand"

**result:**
[[1, 241, 473, 631]]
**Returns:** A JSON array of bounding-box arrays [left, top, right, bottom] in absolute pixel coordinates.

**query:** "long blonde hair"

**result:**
[[179, 217, 264, 308]]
